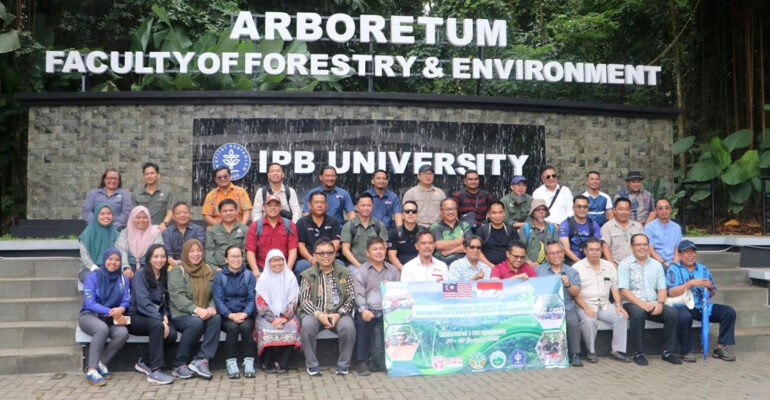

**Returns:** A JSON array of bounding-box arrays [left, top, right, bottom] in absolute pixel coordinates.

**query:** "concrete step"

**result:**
[[734, 306, 770, 330], [0, 257, 80, 278], [697, 252, 740, 269], [711, 268, 751, 286], [711, 327, 770, 353], [710, 286, 767, 307], [0, 345, 81, 374], [0, 277, 77, 298], [0, 297, 81, 322], [0, 321, 76, 349]]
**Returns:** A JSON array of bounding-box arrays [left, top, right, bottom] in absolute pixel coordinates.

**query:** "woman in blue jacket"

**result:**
[[127, 244, 175, 385], [78, 247, 130, 386], [213, 245, 257, 379]]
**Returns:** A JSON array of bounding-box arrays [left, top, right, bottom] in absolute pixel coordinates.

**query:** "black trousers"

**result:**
[[221, 317, 257, 360], [262, 346, 292, 369], [624, 303, 679, 354], [127, 314, 177, 370], [355, 314, 385, 370]]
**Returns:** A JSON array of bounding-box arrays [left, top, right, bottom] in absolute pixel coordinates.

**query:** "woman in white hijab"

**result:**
[[254, 249, 300, 374]]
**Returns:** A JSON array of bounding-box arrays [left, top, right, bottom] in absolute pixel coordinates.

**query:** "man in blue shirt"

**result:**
[[618, 233, 682, 366], [645, 198, 681, 268], [302, 165, 356, 224], [665, 240, 736, 362], [559, 195, 602, 265], [582, 171, 613, 226], [365, 169, 403, 229], [535, 241, 583, 367], [162, 202, 206, 266]]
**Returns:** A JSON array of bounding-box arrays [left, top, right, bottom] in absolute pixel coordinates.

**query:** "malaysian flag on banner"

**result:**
[[443, 283, 473, 299], [476, 281, 504, 298]]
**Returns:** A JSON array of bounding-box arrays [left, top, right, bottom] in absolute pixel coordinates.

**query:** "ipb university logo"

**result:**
[[212, 143, 251, 181]]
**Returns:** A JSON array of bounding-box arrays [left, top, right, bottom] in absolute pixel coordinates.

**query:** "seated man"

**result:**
[[559, 195, 602, 265], [500, 175, 531, 228], [573, 238, 630, 363], [430, 198, 473, 265], [298, 238, 356, 376], [387, 201, 420, 271], [205, 199, 247, 269], [295, 192, 342, 280], [401, 230, 448, 282], [535, 241, 583, 366], [491, 243, 536, 280], [353, 237, 401, 375], [340, 193, 388, 277], [451, 170, 494, 229], [601, 197, 644, 267], [517, 199, 559, 267], [246, 194, 298, 278], [645, 198, 681, 269], [447, 236, 492, 281], [618, 233, 682, 366], [666, 240, 736, 362], [477, 201, 521, 267], [162, 202, 205, 266]]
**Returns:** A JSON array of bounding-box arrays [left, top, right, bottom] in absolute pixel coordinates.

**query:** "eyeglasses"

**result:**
[[403, 209, 418, 214], [315, 251, 336, 257], [467, 245, 482, 250], [215, 174, 230, 180], [545, 174, 558, 179]]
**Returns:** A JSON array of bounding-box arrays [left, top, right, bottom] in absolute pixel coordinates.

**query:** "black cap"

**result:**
[[418, 164, 434, 174], [677, 240, 697, 252]]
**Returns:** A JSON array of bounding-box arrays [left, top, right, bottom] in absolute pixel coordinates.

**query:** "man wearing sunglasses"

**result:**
[[446, 236, 492, 281], [532, 165, 573, 225], [202, 166, 253, 228], [559, 195, 602, 265], [387, 201, 420, 271]]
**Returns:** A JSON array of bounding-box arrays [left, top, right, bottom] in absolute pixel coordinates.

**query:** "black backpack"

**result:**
[[566, 217, 595, 250]]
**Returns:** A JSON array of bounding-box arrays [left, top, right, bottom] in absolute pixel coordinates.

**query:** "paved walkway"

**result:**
[[2, 352, 769, 400]]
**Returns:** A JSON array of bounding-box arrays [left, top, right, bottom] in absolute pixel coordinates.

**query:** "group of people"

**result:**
[[76, 161, 737, 386]]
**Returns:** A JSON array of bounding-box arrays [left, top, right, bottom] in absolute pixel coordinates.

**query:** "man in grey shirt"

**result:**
[[353, 236, 400, 376]]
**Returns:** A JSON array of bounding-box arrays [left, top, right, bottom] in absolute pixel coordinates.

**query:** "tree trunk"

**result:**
[[744, 3, 754, 149], [760, 16, 766, 143], [731, 6, 740, 132], [670, 0, 686, 173]]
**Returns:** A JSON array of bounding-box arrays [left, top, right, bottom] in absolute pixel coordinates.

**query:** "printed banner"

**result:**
[[382, 276, 567, 377]]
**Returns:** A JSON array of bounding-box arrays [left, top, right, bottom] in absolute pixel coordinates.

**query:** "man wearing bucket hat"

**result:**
[[501, 175, 532, 228], [517, 199, 559, 267], [613, 171, 656, 225], [665, 240, 736, 362]]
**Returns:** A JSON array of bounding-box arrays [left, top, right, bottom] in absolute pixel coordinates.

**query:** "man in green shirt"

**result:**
[[430, 198, 473, 265], [132, 162, 176, 229], [204, 199, 247, 268], [341, 193, 388, 277], [500, 175, 531, 228]]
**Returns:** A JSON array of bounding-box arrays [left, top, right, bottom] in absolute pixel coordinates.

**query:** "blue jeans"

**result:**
[[676, 304, 736, 354], [294, 259, 312, 282]]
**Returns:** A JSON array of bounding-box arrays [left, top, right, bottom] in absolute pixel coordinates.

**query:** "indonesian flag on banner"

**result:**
[[476, 281, 504, 297]]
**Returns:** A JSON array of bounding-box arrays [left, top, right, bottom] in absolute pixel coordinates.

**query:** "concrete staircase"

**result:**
[[698, 252, 770, 353], [0, 257, 81, 374]]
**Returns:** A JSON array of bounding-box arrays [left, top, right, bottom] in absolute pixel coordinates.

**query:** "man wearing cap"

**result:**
[[532, 165, 574, 225], [666, 240, 736, 362], [601, 197, 644, 266], [583, 171, 614, 226], [403, 164, 446, 228], [517, 199, 559, 267], [614, 171, 656, 225], [501, 175, 531, 228], [645, 198, 681, 268], [246, 194, 299, 277]]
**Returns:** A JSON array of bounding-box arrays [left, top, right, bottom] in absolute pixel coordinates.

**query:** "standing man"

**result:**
[[447, 236, 492, 281], [451, 170, 495, 230], [403, 164, 446, 228], [430, 199, 473, 265], [205, 199, 248, 269], [202, 166, 252, 228], [340, 193, 389, 276], [477, 201, 520, 267], [535, 242, 584, 367], [366, 169, 403, 229], [401, 231, 448, 282], [518, 199, 559, 267], [387, 201, 420, 271], [614, 171, 656, 225], [298, 238, 356, 376], [490, 243, 537, 280], [295, 192, 342, 280], [645, 198, 681, 269], [601, 197, 644, 266], [573, 238, 630, 363], [500, 175, 532, 228], [245, 195, 298, 278], [252, 163, 301, 223], [559, 195, 602, 265], [302, 166, 355, 224], [532, 165, 573, 225], [618, 233, 682, 366], [132, 162, 175, 230], [666, 240, 736, 362], [162, 202, 206, 266], [583, 171, 613, 226], [353, 237, 400, 376]]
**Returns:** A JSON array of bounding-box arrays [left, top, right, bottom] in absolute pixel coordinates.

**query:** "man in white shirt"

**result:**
[[532, 165, 573, 225], [401, 230, 448, 282], [252, 163, 301, 222]]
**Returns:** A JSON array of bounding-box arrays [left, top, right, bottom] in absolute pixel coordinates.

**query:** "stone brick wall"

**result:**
[[26, 103, 673, 219]]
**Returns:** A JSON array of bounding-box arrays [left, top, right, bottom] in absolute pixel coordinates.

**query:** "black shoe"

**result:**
[[585, 353, 598, 363], [356, 362, 371, 376], [609, 351, 630, 363], [570, 354, 583, 367], [275, 366, 287, 374], [264, 366, 277, 374], [681, 353, 697, 363], [662, 352, 683, 365], [713, 346, 736, 361], [633, 354, 649, 366]]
